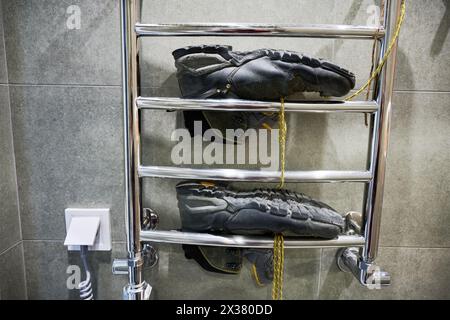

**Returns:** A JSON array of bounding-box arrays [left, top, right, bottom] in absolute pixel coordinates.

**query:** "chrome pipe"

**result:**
[[362, 0, 401, 265], [138, 166, 372, 183], [337, 248, 391, 287], [135, 23, 385, 39], [136, 97, 379, 113], [140, 230, 365, 248], [120, 0, 150, 300]]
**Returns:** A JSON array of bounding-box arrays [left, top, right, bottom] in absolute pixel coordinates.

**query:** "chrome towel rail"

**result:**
[[136, 97, 380, 113], [138, 166, 373, 183], [135, 23, 385, 39], [117, 0, 403, 299], [140, 230, 366, 249]]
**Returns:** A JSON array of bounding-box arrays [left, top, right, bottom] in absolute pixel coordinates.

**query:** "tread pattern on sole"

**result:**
[[176, 182, 345, 233]]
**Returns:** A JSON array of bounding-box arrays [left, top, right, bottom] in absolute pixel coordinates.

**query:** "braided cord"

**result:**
[[346, 0, 406, 101], [277, 97, 287, 189], [272, 234, 285, 300]]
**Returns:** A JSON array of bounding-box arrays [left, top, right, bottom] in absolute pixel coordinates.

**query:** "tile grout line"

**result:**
[[0, 1, 8, 84], [1, 2, 27, 298], [316, 248, 323, 300], [0, 240, 22, 257], [19, 240, 28, 300]]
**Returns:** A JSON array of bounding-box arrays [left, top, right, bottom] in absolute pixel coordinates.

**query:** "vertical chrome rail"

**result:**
[[364, 0, 399, 264], [120, 0, 150, 300], [344, 0, 401, 287]]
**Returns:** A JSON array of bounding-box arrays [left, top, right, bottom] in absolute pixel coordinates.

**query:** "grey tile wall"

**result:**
[[10, 85, 125, 241], [0, 3, 27, 300], [2, 0, 121, 85], [319, 247, 450, 299], [0, 85, 21, 253], [0, 243, 27, 300], [23, 240, 127, 300], [0, 2, 7, 84], [0, 0, 449, 300], [380, 92, 450, 248]]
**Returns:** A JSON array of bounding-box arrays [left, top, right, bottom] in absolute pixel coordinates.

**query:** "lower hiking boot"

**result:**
[[182, 245, 273, 287], [243, 249, 274, 286], [172, 45, 356, 139], [176, 182, 345, 239], [182, 245, 243, 274]]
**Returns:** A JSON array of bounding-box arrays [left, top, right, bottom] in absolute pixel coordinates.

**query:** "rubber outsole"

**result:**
[[176, 182, 345, 239]]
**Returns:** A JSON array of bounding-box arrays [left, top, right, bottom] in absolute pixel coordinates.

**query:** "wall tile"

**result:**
[[334, 0, 378, 90], [24, 240, 127, 300], [145, 245, 319, 300], [0, 243, 27, 300], [0, 85, 21, 252], [335, 0, 450, 92], [319, 247, 450, 299], [10, 85, 125, 241], [0, 2, 7, 84], [141, 0, 336, 24], [2, 0, 121, 85], [394, 0, 450, 91], [380, 92, 450, 247]]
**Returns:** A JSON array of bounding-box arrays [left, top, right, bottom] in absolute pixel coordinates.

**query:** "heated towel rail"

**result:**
[[113, 0, 403, 299]]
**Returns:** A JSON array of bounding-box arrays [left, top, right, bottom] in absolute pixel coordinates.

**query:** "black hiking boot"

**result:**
[[172, 45, 356, 140], [176, 181, 345, 239]]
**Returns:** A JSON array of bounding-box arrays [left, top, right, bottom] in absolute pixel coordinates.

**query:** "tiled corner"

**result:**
[[2, 0, 121, 85], [145, 244, 320, 300], [318, 247, 450, 299], [0, 242, 27, 300], [23, 240, 127, 300], [0, 2, 7, 84], [0, 85, 21, 252], [380, 92, 450, 247], [10, 85, 125, 241]]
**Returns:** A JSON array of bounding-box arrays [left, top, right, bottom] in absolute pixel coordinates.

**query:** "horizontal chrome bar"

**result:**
[[138, 166, 372, 183], [140, 230, 365, 248], [135, 23, 385, 39], [136, 97, 379, 113]]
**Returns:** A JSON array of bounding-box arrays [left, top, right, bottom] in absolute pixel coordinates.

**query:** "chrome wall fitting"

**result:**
[[142, 244, 159, 269], [112, 259, 129, 275], [142, 208, 159, 231], [337, 248, 391, 288], [345, 212, 363, 234], [112, 244, 159, 275]]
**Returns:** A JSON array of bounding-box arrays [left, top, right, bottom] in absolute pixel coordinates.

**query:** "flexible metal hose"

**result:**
[[79, 246, 94, 300]]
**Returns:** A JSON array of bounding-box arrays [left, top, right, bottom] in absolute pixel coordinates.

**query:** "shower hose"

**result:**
[[79, 245, 94, 300]]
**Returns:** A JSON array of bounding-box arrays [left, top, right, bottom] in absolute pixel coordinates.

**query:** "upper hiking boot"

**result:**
[[173, 45, 355, 99], [176, 181, 345, 239], [172, 45, 356, 140]]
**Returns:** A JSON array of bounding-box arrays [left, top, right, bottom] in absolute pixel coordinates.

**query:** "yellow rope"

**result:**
[[346, 0, 406, 101], [277, 97, 287, 189], [272, 234, 284, 300]]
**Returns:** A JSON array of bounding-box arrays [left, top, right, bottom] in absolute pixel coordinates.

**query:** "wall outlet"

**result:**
[[64, 208, 112, 251]]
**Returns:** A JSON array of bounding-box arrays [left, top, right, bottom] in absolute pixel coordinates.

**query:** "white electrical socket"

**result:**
[[64, 208, 112, 251]]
